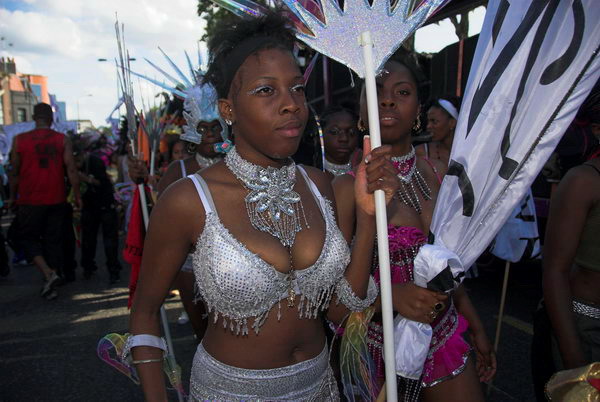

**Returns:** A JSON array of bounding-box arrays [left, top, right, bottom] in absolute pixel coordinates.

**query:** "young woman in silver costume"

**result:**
[[127, 12, 401, 401]]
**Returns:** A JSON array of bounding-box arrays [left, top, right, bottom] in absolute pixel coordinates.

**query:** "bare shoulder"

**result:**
[[560, 163, 600, 198], [415, 143, 427, 157], [154, 176, 205, 237], [430, 157, 448, 177], [300, 165, 335, 200], [416, 156, 446, 183], [332, 172, 355, 192]]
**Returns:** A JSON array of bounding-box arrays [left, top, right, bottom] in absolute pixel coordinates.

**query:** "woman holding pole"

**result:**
[[127, 12, 398, 401], [334, 54, 495, 401]]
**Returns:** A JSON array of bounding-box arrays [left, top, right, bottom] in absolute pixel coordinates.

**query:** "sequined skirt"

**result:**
[[189, 343, 340, 401]]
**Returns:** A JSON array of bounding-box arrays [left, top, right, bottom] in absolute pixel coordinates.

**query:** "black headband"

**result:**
[[222, 35, 280, 97]]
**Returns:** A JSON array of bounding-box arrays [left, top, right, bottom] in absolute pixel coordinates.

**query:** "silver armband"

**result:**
[[121, 334, 167, 363], [335, 275, 378, 312]]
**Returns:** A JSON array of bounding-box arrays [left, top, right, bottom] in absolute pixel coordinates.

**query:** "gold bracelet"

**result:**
[[131, 357, 164, 365]]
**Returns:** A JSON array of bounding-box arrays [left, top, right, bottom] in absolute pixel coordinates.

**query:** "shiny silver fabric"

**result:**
[[188, 169, 351, 335], [189, 343, 340, 401], [573, 300, 600, 320]]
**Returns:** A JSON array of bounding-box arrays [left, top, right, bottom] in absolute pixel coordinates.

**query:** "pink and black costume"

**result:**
[[366, 225, 471, 387]]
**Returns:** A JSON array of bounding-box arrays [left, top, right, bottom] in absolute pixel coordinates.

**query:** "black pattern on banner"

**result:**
[[466, 0, 551, 136], [521, 237, 541, 260], [541, 0, 585, 85], [447, 160, 475, 217], [466, 42, 600, 254], [428, 231, 436, 245], [492, 0, 510, 46], [499, 0, 562, 179]]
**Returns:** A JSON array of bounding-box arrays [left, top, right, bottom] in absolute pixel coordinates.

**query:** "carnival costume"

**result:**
[[345, 149, 471, 394], [367, 225, 471, 388], [186, 146, 377, 400]]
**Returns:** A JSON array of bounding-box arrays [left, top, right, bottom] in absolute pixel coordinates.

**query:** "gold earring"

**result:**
[[357, 118, 366, 132], [413, 115, 421, 131]]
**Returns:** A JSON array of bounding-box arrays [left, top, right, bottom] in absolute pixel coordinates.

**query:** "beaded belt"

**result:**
[[573, 300, 600, 320]]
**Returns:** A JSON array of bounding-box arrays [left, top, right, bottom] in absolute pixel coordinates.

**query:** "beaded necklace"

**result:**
[[390, 146, 432, 214], [224, 146, 309, 306]]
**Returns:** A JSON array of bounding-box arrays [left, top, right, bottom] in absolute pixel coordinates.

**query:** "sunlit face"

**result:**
[[323, 111, 359, 164], [359, 60, 419, 144], [427, 106, 456, 142], [196, 120, 223, 158], [171, 141, 186, 161], [220, 47, 308, 160]]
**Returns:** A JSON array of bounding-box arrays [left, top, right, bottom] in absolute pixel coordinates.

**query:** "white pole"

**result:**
[[138, 183, 184, 402], [493, 260, 511, 353], [149, 141, 156, 177], [360, 30, 397, 402], [139, 183, 150, 229]]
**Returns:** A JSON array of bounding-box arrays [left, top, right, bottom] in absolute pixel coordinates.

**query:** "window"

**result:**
[[17, 108, 27, 122]]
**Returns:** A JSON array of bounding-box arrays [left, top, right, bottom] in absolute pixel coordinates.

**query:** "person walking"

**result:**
[[74, 136, 122, 284], [8, 103, 81, 300]]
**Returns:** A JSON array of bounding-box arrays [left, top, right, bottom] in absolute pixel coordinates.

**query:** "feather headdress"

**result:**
[[128, 48, 228, 145]]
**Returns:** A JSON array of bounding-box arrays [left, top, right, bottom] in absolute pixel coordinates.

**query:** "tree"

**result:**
[[197, 1, 270, 43]]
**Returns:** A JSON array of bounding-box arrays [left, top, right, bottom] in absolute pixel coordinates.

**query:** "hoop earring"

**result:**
[[357, 118, 367, 132], [412, 115, 421, 131]]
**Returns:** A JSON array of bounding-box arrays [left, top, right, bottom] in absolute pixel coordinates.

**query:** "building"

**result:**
[[0, 57, 67, 125]]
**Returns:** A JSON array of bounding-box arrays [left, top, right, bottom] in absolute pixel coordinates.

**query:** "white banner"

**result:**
[[426, 0, 600, 275], [397, 0, 600, 380], [490, 189, 541, 263]]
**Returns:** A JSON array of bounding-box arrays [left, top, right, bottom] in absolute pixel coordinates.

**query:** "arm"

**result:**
[[129, 180, 200, 401], [324, 167, 377, 324], [454, 285, 496, 382], [63, 137, 81, 209], [542, 168, 592, 369], [8, 136, 20, 207]]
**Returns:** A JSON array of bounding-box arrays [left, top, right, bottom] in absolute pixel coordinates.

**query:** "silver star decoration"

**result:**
[[282, 0, 449, 78], [246, 167, 301, 221]]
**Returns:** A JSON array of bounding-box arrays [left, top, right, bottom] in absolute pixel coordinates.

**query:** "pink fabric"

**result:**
[[368, 225, 471, 385], [421, 313, 471, 387]]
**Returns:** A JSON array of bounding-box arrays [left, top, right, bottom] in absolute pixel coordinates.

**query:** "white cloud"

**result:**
[[415, 6, 486, 53], [1, 0, 206, 127]]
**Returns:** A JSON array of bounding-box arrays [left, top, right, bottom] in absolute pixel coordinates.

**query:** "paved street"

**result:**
[[0, 229, 543, 402]]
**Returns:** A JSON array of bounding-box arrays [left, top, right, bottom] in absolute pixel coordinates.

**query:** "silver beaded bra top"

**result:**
[[188, 167, 350, 335]]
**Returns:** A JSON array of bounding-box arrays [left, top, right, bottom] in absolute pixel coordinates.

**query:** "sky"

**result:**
[[0, 1, 485, 128]]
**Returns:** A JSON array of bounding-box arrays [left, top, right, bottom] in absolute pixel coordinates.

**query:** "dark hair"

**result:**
[[320, 104, 359, 129], [204, 11, 296, 98], [33, 103, 53, 121], [359, 49, 425, 101]]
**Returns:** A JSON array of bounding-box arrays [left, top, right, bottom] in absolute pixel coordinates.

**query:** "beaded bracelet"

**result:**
[[335, 275, 378, 312]]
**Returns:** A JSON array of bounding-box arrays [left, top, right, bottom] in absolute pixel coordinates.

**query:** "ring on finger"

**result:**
[[428, 310, 437, 320]]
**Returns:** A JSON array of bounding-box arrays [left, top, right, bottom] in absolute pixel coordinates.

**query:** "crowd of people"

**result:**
[[1, 9, 598, 402]]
